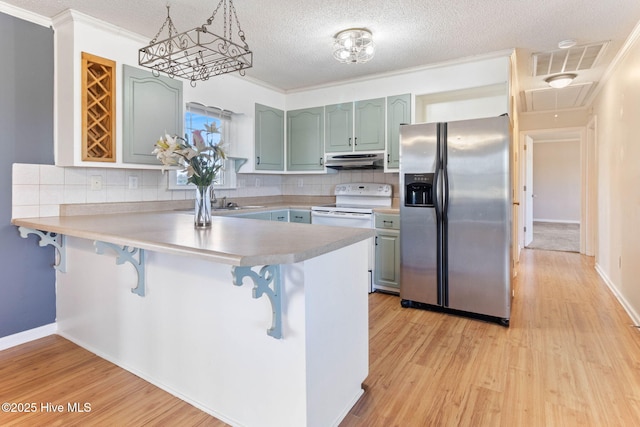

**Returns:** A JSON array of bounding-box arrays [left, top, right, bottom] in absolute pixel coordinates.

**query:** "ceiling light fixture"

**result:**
[[545, 73, 577, 89], [333, 28, 375, 64], [558, 39, 577, 49], [139, 1, 252, 87]]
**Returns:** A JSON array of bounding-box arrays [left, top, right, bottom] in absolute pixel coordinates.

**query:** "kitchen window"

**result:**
[[168, 102, 237, 189]]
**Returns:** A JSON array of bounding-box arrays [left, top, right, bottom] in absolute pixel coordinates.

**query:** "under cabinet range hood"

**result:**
[[325, 153, 385, 170]]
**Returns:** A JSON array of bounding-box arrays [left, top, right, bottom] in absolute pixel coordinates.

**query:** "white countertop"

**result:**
[[12, 212, 374, 267]]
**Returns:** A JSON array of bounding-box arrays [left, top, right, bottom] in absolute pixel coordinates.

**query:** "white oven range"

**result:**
[[311, 183, 392, 292]]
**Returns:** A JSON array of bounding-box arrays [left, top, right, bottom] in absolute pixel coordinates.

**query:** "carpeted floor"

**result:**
[[526, 221, 580, 252]]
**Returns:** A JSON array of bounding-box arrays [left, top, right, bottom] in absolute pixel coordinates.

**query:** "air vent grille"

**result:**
[[532, 42, 608, 76]]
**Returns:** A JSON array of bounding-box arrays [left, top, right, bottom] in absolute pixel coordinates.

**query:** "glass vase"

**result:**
[[194, 184, 212, 228]]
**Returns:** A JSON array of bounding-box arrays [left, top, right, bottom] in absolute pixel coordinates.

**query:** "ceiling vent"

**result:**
[[532, 42, 608, 76]]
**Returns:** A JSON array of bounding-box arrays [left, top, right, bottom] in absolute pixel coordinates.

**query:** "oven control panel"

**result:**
[[334, 183, 392, 197]]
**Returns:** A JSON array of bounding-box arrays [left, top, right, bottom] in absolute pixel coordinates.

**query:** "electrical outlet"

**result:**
[[128, 175, 139, 189], [255, 178, 261, 187], [90, 175, 102, 191], [297, 178, 304, 188]]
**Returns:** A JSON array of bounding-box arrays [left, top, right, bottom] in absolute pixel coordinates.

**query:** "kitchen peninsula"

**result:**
[[12, 211, 372, 427]]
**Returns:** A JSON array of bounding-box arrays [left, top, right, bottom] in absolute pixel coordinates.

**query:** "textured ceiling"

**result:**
[[3, 0, 640, 113]]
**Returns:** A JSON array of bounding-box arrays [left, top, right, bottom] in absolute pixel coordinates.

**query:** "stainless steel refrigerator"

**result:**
[[399, 115, 512, 326]]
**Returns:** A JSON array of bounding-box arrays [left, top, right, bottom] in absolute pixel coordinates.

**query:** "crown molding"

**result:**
[[285, 49, 515, 94], [51, 9, 148, 44], [0, 1, 51, 27]]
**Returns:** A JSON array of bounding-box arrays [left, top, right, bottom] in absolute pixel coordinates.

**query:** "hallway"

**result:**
[[526, 221, 580, 252]]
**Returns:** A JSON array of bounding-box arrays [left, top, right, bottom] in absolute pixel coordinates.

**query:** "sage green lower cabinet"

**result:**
[[235, 211, 272, 220], [270, 210, 289, 222], [255, 103, 285, 171], [374, 213, 400, 291], [287, 107, 325, 171], [232, 209, 311, 223], [289, 210, 311, 224]]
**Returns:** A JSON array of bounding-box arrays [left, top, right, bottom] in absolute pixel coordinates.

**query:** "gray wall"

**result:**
[[0, 13, 55, 338]]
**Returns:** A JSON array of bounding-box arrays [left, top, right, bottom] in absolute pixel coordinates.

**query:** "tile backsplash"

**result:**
[[12, 163, 399, 218]]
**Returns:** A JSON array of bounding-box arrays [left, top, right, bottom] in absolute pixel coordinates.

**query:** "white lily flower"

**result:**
[[152, 130, 226, 187]]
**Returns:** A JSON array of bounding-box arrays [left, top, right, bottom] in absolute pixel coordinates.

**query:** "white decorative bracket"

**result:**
[[232, 265, 282, 339], [94, 241, 146, 297], [18, 227, 66, 273]]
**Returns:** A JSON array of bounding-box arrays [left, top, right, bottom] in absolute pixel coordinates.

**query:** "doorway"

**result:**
[[520, 127, 594, 255]]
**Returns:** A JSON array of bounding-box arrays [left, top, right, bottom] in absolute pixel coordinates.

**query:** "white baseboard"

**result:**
[[0, 323, 57, 351], [533, 219, 580, 224], [595, 263, 640, 326]]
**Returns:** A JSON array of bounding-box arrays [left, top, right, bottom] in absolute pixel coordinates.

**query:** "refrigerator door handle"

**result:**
[[434, 124, 444, 306], [442, 123, 449, 217], [440, 123, 449, 307]]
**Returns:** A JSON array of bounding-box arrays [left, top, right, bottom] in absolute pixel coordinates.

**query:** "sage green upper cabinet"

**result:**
[[386, 94, 411, 169], [354, 97, 386, 151], [123, 65, 183, 165], [255, 103, 285, 171], [287, 107, 325, 171], [325, 98, 385, 153], [324, 103, 353, 153]]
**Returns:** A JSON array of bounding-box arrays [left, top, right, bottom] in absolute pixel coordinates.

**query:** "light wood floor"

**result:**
[[1, 249, 640, 426]]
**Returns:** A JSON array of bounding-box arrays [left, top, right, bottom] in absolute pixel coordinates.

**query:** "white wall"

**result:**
[[421, 95, 506, 123], [532, 140, 581, 223], [591, 23, 640, 324], [285, 56, 510, 115], [519, 109, 590, 131]]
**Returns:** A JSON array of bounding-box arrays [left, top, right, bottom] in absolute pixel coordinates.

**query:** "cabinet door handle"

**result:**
[[383, 220, 394, 225], [320, 157, 324, 165], [354, 137, 358, 145], [387, 153, 390, 163], [375, 236, 378, 246], [348, 137, 352, 146], [257, 156, 261, 165]]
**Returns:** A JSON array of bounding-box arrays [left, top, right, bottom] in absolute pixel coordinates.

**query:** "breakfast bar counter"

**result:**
[[12, 212, 372, 427], [12, 211, 372, 266]]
